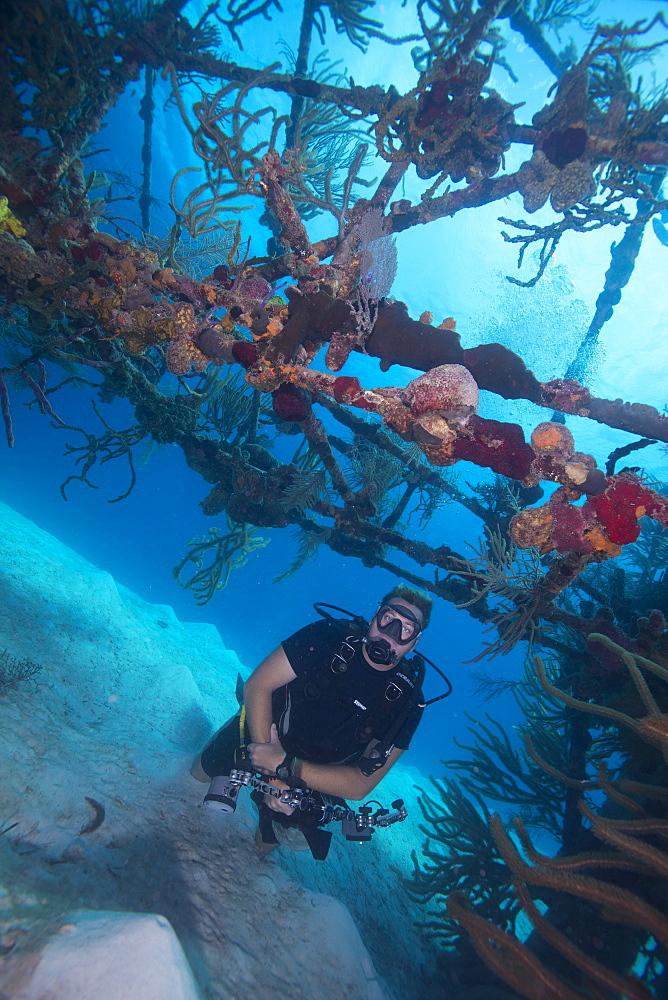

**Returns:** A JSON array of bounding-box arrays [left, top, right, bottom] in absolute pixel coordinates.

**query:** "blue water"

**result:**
[[2, 0, 668, 780]]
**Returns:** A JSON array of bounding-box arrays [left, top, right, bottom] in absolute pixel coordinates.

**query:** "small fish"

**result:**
[[80, 797, 105, 835]]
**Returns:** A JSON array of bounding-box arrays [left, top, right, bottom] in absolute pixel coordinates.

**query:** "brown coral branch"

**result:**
[[533, 654, 644, 736], [512, 816, 650, 876], [578, 803, 668, 840], [579, 801, 668, 876], [512, 881, 655, 1000], [522, 732, 596, 791], [589, 634, 668, 684], [491, 813, 668, 947], [446, 891, 585, 1000], [615, 780, 668, 803], [622, 654, 664, 721], [595, 766, 647, 817]]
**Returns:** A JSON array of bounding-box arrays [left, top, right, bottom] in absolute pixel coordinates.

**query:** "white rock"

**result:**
[[302, 895, 390, 1000], [21, 910, 202, 1000]]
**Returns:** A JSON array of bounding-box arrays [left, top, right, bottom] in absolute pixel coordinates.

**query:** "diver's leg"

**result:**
[[190, 756, 210, 782], [191, 713, 241, 781], [251, 791, 280, 854], [254, 825, 279, 854]]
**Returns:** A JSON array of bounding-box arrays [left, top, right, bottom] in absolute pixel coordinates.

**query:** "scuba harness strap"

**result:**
[[355, 651, 426, 775], [237, 704, 250, 766], [299, 622, 426, 763], [368, 655, 425, 743], [313, 601, 453, 708]]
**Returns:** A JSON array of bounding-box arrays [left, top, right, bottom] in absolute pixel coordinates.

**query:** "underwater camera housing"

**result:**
[[203, 774, 242, 813]]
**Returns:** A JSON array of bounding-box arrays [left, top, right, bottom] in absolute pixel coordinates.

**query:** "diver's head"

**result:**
[[364, 586, 433, 667]]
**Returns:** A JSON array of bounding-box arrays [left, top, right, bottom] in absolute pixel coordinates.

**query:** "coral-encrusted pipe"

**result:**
[[0, 373, 14, 448], [259, 151, 314, 260], [300, 411, 357, 507], [245, 362, 609, 495], [365, 302, 668, 441]]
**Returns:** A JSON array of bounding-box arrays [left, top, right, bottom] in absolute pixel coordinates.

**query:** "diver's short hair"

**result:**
[[379, 585, 433, 629]]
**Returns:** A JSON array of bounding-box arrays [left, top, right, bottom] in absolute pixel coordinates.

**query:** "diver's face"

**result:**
[[368, 601, 424, 660]]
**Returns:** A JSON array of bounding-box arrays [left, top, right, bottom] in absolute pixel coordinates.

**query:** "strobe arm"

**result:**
[[205, 769, 407, 839]]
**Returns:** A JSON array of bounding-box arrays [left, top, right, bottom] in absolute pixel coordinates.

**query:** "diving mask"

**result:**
[[375, 603, 422, 645]]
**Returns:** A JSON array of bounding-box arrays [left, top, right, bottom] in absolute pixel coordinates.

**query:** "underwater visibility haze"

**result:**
[[1, 0, 668, 997]]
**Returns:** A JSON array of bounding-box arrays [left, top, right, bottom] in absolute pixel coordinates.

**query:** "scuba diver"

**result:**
[[191, 585, 434, 860]]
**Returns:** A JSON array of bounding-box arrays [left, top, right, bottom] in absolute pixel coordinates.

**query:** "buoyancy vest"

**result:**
[[274, 619, 425, 765]]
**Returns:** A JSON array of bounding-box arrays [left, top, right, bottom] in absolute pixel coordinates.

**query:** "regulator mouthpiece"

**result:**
[[364, 637, 396, 665]]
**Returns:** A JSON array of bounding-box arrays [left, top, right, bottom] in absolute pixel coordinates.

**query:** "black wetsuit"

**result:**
[[275, 618, 423, 762], [199, 618, 424, 858]]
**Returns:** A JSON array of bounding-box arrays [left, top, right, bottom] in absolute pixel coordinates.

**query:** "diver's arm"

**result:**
[[292, 747, 405, 801], [243, 646, 297, 744], [248, 724, 405, 800]]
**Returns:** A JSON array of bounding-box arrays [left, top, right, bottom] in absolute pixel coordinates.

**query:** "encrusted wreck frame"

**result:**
[[1, 0, 667, 664]]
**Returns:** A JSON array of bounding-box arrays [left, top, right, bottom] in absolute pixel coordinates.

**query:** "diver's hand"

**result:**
[[248, 723, 286, 776], [264, 778, 295, 816]]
